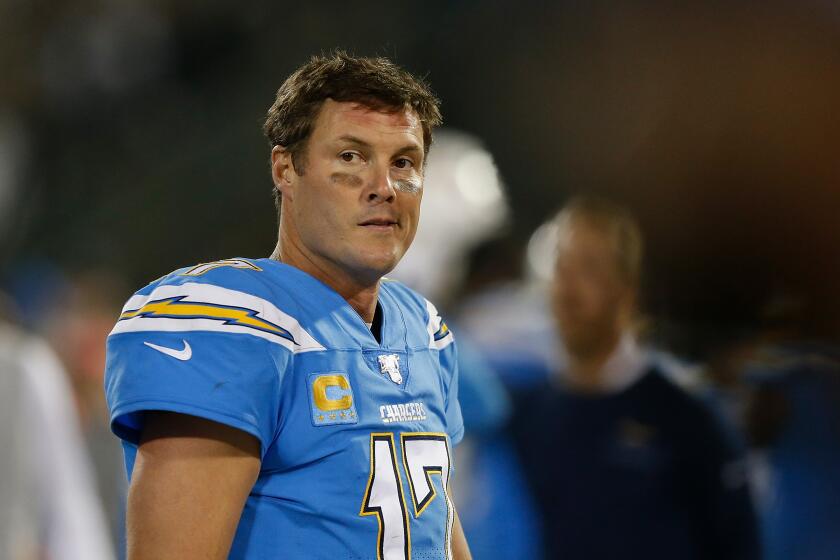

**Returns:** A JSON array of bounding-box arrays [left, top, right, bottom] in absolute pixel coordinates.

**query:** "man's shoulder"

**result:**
[[135, 257, 281, 294], [112, 258, 325, 353], [638, 369, 706, 409], [640, 369, 732, 438], [381, 279, 454, 350], [127, 257, 320, 309], [640, 370, 701, 405]]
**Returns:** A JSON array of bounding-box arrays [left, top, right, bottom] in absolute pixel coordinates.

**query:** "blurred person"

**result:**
[[105, 52, 471, 560], [40, 271, 130, 551], [0, 307, 114, 560], [512, 196, 760, 560]]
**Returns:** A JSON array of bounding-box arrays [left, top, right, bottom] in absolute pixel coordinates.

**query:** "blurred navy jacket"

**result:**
[[512, 368, 760, 560]]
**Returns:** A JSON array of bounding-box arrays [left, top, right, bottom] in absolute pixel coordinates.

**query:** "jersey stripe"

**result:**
[[425, 300, 454, 350], [111, 282, 325, 353]]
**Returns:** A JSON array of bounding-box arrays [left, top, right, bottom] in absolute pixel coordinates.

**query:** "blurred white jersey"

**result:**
[[0, 321, 114, 560]]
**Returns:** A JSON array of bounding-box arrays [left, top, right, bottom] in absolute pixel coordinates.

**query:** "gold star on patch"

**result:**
[[317, 415, 324, 421], [329, 414, 336, 420]]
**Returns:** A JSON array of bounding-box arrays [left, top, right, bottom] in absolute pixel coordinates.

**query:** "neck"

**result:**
[[565, 330, 623, 391], [271, 237, 380, 323]]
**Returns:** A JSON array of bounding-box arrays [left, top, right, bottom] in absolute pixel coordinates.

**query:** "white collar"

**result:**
[[599, 333, 650, 392], [556, 333, 651, 393]]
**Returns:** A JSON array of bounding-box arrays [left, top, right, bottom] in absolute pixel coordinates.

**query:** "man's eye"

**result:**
[[340, 152, 359, 163], [394, 158, 413, 169]]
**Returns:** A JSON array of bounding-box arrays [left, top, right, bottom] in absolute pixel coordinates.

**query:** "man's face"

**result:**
[[551, 219, 632, 357], [279, 99, 425, 285]]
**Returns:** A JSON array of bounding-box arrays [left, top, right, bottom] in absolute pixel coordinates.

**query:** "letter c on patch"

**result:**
[[312, 374, 352, 411]]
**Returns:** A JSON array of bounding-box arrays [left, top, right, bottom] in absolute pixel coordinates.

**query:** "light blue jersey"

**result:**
[[105, 258, 463, 559]]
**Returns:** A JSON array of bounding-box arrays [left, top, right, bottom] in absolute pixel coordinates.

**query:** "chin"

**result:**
[[349, 252, 403, 281], [370, 257, 401, 277], [559, 327, 596, 354], [369, 245, 406, 268]]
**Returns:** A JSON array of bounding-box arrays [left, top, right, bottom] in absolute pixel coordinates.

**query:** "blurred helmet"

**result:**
[[391, 129, 508, 301], [525, 216, 561, 286]]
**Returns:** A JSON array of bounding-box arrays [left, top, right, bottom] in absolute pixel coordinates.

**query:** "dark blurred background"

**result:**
[[1, 1, 838, 559], [3, 0, 839, 347]]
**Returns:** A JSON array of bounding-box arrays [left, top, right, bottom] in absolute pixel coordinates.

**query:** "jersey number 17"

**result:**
[[360, 432, 453, 560]]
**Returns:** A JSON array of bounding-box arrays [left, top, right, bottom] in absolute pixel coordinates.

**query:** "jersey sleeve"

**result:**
[[425, 299, 464, 446], [440, 341, 464, 446], [104, 278, 317, 457]]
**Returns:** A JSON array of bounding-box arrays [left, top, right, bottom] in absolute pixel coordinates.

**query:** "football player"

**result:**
[[105, 52, 471, 560]]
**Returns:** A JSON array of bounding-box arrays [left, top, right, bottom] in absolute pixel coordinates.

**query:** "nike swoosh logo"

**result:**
[[144, 340, 192, 361]]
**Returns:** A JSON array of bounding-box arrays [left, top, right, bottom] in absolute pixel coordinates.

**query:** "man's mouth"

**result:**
[[359, 218, 399, 230]]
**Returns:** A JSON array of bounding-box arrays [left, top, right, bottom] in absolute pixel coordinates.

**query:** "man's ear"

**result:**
[[271, 145, 297, 201]]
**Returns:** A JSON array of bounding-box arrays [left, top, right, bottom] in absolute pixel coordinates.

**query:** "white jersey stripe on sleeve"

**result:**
[[425, 299, 454, 350], [110, 282, 325, 353]]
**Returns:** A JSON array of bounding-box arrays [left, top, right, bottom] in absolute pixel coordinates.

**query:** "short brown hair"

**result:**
[[555, 195, 644, 287], [263, 51, 442, 214]]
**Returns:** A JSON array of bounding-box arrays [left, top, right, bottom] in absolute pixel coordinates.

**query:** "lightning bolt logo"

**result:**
[[433, 320, 450, 341], [120, 296, 297, 344]]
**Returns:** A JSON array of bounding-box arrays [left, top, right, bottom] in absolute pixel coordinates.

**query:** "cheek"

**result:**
[[585, 283, 625, 325], [556, 279, 604, 317], [401, 191, 422, 222], [579, 280, 607, 308], [402, 214, 421, 250], [293, 194, 341, 250], [298, 174, 356, 220], [394, 177, 422, 194], [330, 172, 364, 188]]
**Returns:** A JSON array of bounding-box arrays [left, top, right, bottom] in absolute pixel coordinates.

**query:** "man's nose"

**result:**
[[366, 164, 396, 202]]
